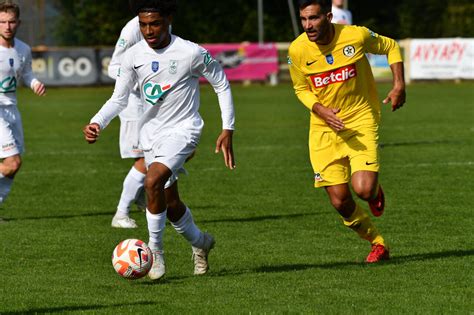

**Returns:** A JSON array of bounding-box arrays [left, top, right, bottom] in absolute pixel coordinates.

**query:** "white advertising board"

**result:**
[[410, 38, 474, 79]]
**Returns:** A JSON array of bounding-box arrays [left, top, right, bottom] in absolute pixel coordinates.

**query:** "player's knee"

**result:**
[[2, 158, 22, 177], [352, 172, 378, 200], [353, 185, 377, 201], [144, 174, 168, 193]]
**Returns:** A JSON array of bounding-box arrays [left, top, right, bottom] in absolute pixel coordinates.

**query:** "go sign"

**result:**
[[31, 49, 99, 86]]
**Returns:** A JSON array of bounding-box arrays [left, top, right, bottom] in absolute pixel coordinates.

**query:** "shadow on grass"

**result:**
[[2, 301, 158, 314], [1, 210, 319, 224], [251, 249, 474, 273], [200, 212, 320, 224], [2, 211, 115, 222], [380, 139, 469, 148], [176, 249, 473, 279], [2, 207, 151, 222], [82, 248, 474, 285]]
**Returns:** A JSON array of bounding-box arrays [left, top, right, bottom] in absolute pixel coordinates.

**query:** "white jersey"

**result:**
[[0, 38, 38, 106], [91, 35, 235, 150], [332, 6, 352, 25], [108, 16, 144, 121], [108, 16, 142, 81]]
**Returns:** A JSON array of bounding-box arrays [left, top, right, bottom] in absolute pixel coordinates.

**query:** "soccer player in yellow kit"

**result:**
[[288, 0, 406, 263]]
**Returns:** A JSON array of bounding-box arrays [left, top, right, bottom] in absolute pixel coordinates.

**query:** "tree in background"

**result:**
[[350, 0, 474, 38], [52, 0, 296, 45], [51, 0, 473, 46], [398, 0, 474, 38], [53, 0, 130, 46], [349, 0, 400, 38]]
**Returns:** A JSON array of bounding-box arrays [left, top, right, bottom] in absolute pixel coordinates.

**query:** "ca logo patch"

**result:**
[[201, 50, 214, 66], [368, 29, 378, 38], [118, 38, 127, 48], [143, 82, 171, 105], [0, 76, 16, 93]]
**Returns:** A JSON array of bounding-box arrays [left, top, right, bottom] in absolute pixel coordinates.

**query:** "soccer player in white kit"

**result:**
[[108, 16, 148, 229], [332, 0, 352, 25], [83, 0, 235, 280], [0, 1, 46, 217]]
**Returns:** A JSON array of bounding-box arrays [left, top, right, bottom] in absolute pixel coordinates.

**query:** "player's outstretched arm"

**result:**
[[83, 123, 101, 144], [383, 62, 406, 111], [32, 81, 46, 96], [215, 129, 235, 170]]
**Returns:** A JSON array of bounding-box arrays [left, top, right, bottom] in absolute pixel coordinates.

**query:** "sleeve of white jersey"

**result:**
[[90, 52, 136, 129], [21, 45, 39, 89], [191, 45, 235, 131], [108, 18, 139, 80]]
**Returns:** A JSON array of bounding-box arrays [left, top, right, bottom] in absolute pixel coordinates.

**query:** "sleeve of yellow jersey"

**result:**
[[288, 44, 320, 111], [360, 27, 403, 65]]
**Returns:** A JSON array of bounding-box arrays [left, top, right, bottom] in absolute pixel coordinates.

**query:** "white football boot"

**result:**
[[192, 232, 215, 275], [148, 250, 166, 280], [111, 215, 138, 229]]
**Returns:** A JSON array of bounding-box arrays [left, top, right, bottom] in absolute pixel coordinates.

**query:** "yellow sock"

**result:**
[[342, 204, 385, 246]]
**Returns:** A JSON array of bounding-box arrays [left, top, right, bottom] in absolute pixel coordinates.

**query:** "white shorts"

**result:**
[[118, 90, 145, 159], [0, 106, 23, 158], [119, 119, 143, 159], [143, 131, 197, 188]]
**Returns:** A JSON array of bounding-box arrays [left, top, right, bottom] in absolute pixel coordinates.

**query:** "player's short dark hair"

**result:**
[[0, 0, 20, 19], [129, 0, 177, 17], [297, 0, 332, 13]]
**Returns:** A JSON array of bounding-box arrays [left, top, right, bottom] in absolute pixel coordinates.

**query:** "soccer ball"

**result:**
[[112, 239, 153, 279]]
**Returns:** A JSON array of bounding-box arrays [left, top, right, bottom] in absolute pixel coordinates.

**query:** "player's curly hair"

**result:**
[[297, 0, 331, 13], [129, 0, 177, 16]]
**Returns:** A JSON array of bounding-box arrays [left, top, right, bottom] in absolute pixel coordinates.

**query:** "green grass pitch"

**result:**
[[0, 82, 472, 313]]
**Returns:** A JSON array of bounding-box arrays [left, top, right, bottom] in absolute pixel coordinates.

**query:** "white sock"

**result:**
[[146, 209, 167, 251], [171, 207, 204, 247], [0, 175, 13, 205], [116, 166, 146, 217]]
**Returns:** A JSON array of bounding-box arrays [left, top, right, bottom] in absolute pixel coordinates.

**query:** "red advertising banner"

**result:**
[[202, 42, 279, 81]]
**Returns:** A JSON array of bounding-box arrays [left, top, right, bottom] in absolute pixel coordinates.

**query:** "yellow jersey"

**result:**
[[288, 24, 403, 131]]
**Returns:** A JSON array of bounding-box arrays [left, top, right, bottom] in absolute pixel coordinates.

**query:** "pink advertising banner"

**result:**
[[202, 42, 279, 81]]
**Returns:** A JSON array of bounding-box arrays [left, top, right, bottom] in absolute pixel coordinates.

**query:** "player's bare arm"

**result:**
[[383, 62, 406, 111], [83, 123, 101, 144], [215, 129, 235, 170], [312, 102, 345, 131]]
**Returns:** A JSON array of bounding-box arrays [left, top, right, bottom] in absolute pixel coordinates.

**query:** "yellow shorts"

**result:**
[[309, 125, 380, 188]]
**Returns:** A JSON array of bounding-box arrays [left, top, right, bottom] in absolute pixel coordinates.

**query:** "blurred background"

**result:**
[[16, 0, 474, 85], [18, 0, 474, 45]]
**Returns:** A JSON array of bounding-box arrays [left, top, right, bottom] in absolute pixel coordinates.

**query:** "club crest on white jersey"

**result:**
[[151, 61, 159, 72]]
